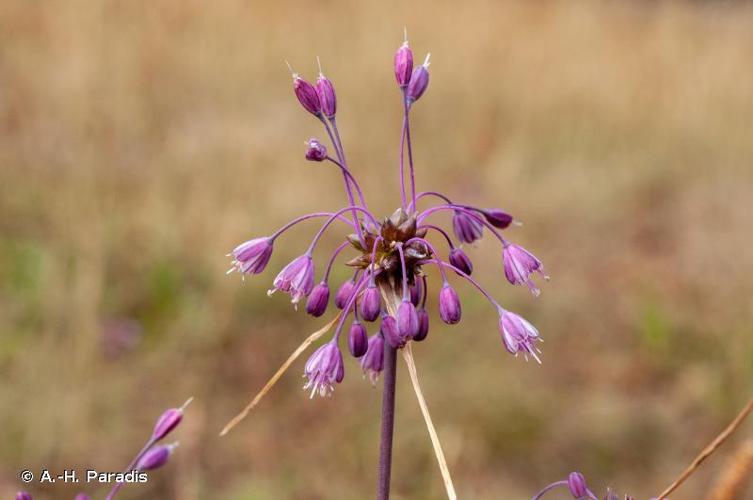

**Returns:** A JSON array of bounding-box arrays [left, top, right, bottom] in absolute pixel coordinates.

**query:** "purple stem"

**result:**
[[399, 112, 408, 210], [418, 204, 509, 246], [377, 341, 397, 500], [306, 205, 379, 255], [105, 438, 155, 500], [409, 190, 452, 212], [323, 241, 351, 282], [422, 258, 501, 309], [325, 156, 370, 214], [418, 224, 455, 249], [270, 212, 354, 241], [531, 480, 598, 500], [404, 237, 448, 283], [395, 243, 409, 300], [403, 92, 417, 211], [332, 272, 370, 341]]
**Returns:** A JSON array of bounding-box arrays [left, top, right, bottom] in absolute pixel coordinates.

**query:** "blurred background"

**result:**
[[2, 0, 753, 498]]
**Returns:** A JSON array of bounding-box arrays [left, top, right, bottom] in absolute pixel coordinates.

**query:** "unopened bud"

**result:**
[[287, 63, 321, 116], [152, 397, 191, 441], [305, 138, 327, 162], [394, 41, 413, 88], [438, 284, 462, 325], [348, 321, 368, 358], [360, 285, 381, 322], [414, 309, 429, 342], [483, 208, 513, 229], [406, 54, 430, 104], [449, 247, 473, 276], [316, 60, 337, 118], [16, 492, 32, 500], [136, 443, 178, 471], [305, 281, 330, 317]]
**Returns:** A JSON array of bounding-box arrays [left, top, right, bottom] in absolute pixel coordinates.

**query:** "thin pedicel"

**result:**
[[223, 33, 548, 499]]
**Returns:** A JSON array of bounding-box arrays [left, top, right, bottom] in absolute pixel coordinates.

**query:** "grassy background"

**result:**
[[2, 0, 753, 498]]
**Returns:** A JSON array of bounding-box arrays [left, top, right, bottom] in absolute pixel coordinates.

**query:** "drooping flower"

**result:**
[[360, 284, 381, 322], [348, 321, 368, 358], [316, 69, 337, 118], [452, 210, 484, 244], [228, 237, 273, 275], [380, 314, 403, 349], [503, 243, 548, 296], [136, 443, 178, 471], [394, 40, 413, 88], [305, 138, 328, 162], [482, 208, 513, 229], [498, 308, 541, 363], [414, 308, 429, 341], [360, 334, 385, 384], [270, 254, 315, 304], [306, 282, 330, 317], [303, 341, 344, 398], [448, 247, 473, 275], [397, 299, 420, 339], [406, 54, 430, 104], [335, 278, 357, 309], [568, 472, 590, 499], [438, 284, 461, 324]]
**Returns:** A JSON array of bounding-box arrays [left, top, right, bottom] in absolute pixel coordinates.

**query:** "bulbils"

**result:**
[[306, 282, 330, 317], [348, 321, 368, 358], [438, 284, 462, 324], [305, 138, 327, 162], [360, 285, 381, 322], [449, 247, 473, 276], [406, 54, 430, 104], [452, 210, 484, 244]]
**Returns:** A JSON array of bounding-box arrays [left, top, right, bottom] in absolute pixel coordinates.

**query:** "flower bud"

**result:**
[[360, 334, 385, 384], [394, 41, 413, 87], [380, 315, 403, 349], [449, 247, 473, 276], [306, 282, 330, 317], [152, 397, 191, 441], [397, 299, 419, 339], [408, 281, 421, 306], [348, 321, 368, 358], [74, 494, 91, 500], [406, 54, 430, 104], [438, 284, 462, 324], [335, 279, 356, 309], [414, 308, 429, 342], [483, 208, 513, 229], [452, 210, 483, 244], [305, 138, 327, 162], [16, 492, 32, 500], [291, 72, 321, 116], [360, 285, 381, 322], [136, 443, 178, 471], [567, 472, 589, 498], [316, 70, 337, 118]]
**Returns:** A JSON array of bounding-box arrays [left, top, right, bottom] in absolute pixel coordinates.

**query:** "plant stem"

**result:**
[[377, 343, 397, 500]]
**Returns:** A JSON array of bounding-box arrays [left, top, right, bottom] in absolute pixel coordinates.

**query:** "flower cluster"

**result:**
[[532, 472, 636, 500], [17, 399, 190, 500], [228, 34, 548, 398]]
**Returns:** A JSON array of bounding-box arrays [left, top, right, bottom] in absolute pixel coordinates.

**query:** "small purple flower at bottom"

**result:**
[[452, 210, 484, 244], [228, 237, 274, 275], [303, 341, 344, 398], [360, 334, 385, 384], [502, 243, 548, 296], [498, 308, 542, 363], [269, 254, 315, 305]]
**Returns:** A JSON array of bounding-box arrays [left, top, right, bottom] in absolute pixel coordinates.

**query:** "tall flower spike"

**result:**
[[394, 32, 413, 88], [303, 341, 344, 398], [306, 281, 330, 317], [503, 243, 548, 296], [316, 58, 337, 119], [406, 53, 430, 104], [270, 254, 315, 305], [360, 333, 385, 384], [498, 308, 542, 363], [287, 62, 321, 116], [228, 237, 274, 275], [452, 210, 484, 244], [305, 138, 327, 162]]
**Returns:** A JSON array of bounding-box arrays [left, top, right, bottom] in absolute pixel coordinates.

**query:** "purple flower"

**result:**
[[414, 308, 429, 341], [360, 285, 381, 322], [406, 54, 430, 104], [228, 237, 273, 275], [498, 308, 541, 363], [483, 208, 513, 229], [397, 299, 420, 339], [449, 247, 473, 275], [335, 278, 356, 309], [502, 243, 548, 296], [438, 284, 461, 325], [136, 443, 177, 471], [74, 495, 91, 500], [568, 472, 589, 499], [16, 493, 32, 500], [380, 314, 403, 349], [360, 334, 385, 384], [303, 341, 344, 397], [305, 138, 327, 162], [270, 254, 315, 305], [394, 41, 413, 87], [408, 280, 421, 306], [152, 399, 189, 441], [306, 281, 330, 317], [316, 72, 337, 118], [348, 320, 368, 358], [452, 210, 484, 244], [292, 74, 321, 116]]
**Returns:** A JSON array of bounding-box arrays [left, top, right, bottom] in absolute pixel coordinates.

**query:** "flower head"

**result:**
[[270, 254, 315, 305], [228, 237, 273, 275], [360, 333, 385, 384], [503, 243, 548, 296], [304, 342, 344, 397], [498, 308, 541, 363]]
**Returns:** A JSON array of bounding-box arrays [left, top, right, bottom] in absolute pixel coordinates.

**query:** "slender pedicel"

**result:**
[[269, 211, 355, 241], [324, 155, 370, 211], [323, 241, 352, 282], [418, 204, 509, 245], [306, 205, 380, 254]]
